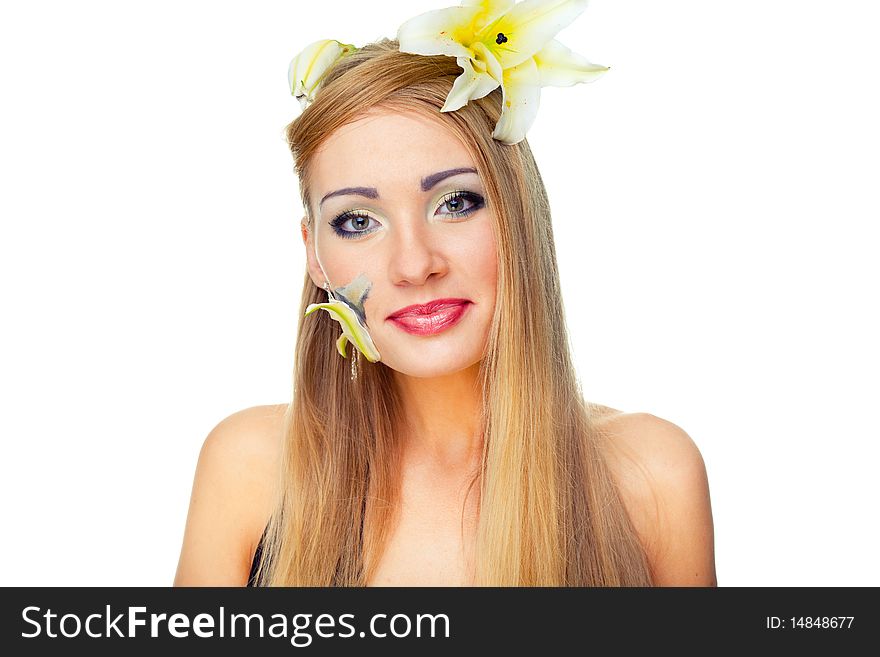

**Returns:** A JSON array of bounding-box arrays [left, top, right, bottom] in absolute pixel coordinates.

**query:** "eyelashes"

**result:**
[[329, 212, 376, 238], [328, 190, 486, 240]]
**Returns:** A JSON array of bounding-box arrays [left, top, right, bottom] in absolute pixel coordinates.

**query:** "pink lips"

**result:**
[[387, 298, 472, 336]]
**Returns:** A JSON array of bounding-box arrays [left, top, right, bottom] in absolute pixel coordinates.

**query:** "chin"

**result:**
[[379, 344, 482, 379]]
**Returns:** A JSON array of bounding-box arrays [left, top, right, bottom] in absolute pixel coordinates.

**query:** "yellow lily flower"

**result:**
[[397, 0, 608, 144], [288, 39, 358, 109], [304, 274, 381, 363]]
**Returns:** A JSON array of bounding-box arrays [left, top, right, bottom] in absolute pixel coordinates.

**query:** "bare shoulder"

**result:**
[[173, 404, 286, 586], [593, 408, 717, 586]]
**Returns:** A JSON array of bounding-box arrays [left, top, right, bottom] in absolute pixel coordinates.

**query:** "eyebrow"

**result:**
[[318, 167, 479, 208]]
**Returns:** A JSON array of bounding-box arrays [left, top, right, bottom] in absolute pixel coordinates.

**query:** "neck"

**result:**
[[393, 362, 484, 471]]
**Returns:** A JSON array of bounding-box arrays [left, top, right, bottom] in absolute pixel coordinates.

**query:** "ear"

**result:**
[[301, 216, 325, 290]]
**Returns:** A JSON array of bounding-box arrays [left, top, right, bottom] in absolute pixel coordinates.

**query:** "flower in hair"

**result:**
[[288, 39, 358, 109], [397, 0, 609, 145], [305, 274, 381, 363]]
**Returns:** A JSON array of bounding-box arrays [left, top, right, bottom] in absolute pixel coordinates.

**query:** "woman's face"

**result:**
[[302, 108, 497, 378]]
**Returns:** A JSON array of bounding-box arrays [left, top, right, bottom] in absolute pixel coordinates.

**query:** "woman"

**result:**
[[173, 29, 715, 586]]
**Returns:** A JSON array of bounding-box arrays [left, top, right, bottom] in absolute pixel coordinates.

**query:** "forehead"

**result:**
[[310, 109, 476, 197]]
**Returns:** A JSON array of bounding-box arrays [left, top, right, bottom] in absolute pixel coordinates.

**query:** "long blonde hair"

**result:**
[[253, 39, 653, 586]]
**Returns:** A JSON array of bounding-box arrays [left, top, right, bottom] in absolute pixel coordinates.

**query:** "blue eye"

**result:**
[[436, 191, 485, 219], [329, 212, 380, 239], [328, 191, 485, 240]]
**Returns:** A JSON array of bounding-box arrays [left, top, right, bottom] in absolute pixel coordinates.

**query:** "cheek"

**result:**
[[315, 235, 369, 286], [462, 221, 498, 296]]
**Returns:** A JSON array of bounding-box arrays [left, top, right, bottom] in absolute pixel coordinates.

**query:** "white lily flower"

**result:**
[[305, 273, 381, 363], [304, 299, 382, 363], [493, 37, 609, 143], [397, 0, 608, 144], [288, 39, 357, 109]]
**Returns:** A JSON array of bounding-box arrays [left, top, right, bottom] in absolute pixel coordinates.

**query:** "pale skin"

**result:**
[[173, 109, 716, 586]]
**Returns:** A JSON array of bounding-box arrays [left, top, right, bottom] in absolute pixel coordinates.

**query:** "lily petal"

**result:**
[[493, 56, 541, 145], [288, 39, 357, 109], [305, 300, 382, 362], [481, 0, 590, 69], [462, 0, 516, 31], [441, 42, 503, 112], [533, 38, 608, 86], [474, 40, 505, 84], [397, 5, 482, 59]]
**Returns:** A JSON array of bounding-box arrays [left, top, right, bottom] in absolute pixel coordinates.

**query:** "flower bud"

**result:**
[[288, 39, 357, 109]]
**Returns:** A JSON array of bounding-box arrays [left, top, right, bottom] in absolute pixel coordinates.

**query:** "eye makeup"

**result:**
[[327, 189, 486, 239], [435, 190, 485, 218]]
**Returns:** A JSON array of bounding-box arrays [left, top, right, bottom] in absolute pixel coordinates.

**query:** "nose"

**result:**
[[387, 219, 448, 287]]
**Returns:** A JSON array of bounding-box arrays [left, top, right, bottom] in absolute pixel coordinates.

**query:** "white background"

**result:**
[[1, 1, 877, 586]]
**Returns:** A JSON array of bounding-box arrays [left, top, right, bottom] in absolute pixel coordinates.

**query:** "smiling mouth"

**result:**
[[386, 299, 471, 336], [387, 298, 472, 318]]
